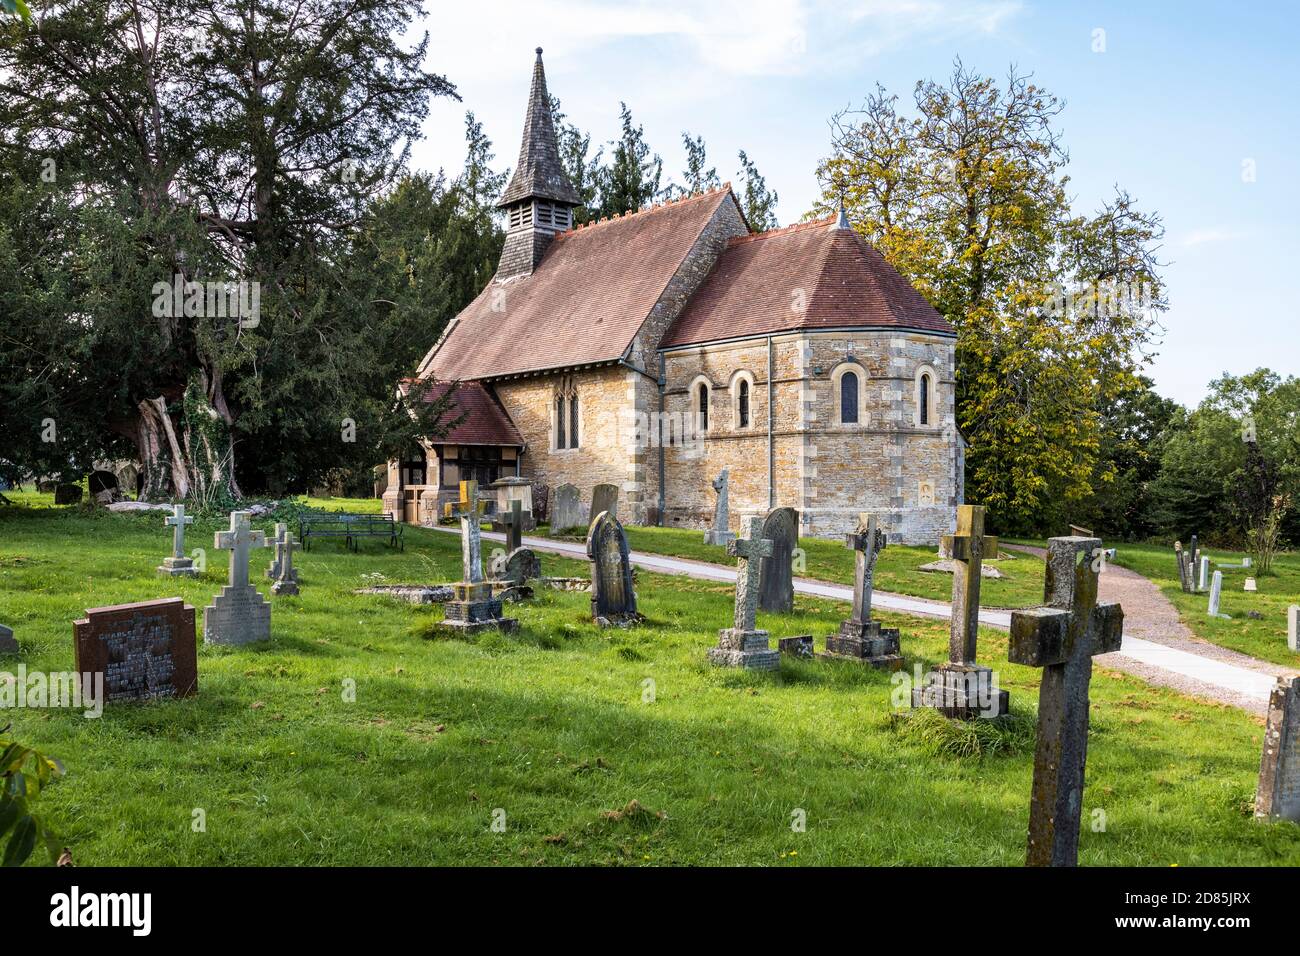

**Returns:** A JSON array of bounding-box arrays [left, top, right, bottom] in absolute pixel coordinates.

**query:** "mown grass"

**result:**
[[1105, 542, 1300, 667], [0, 498, 1296, 865]]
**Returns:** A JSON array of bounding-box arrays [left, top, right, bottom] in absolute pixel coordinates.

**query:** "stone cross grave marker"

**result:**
[[1208, 570, 1229, 619], [1289, 605, 1299, 652], [824, 513, 901, 669], [758, 507, 798, 613], [204, 511, 271, 645], [158, 504, 198, 577], [704, 469, 736, 546], [551, 483, 583, 534], [75, 597, 198, 703], [587, 511, 640, 627], [499, 499, 524, 553], [266, 523, 288, 580], [914, 505, 1006, 717], [1009, 536, 1124, 866], [437, 480, 517, 634], [708, 516, 779, 670], [589, 483, 619, 526], [271, 531, 301, 596], [1256, 676, 1300, 822]]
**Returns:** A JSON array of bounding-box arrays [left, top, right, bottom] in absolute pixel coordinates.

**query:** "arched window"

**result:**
[[919, 373, 931, 426], [840, 371, 859, 425], [555, 394, 566, 449], [569, 391, 580, 449], [697, 382, 710, 432], [738, 380, 750, 429]]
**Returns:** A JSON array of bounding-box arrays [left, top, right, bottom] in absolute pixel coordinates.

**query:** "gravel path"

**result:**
[[1004, 544, 1295, 716]]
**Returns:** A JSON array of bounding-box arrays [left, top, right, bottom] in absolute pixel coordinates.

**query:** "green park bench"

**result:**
[[298, 512, 403, 553]]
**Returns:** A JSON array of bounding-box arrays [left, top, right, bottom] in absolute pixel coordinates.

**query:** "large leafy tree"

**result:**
[[0, 0, 461, 500], [812, 62, 1167, 532]]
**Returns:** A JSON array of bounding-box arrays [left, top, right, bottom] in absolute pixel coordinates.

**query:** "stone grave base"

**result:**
[[704, 529, 736, 546], [434, 596, 518, 636], [910, 663, 1010, 719], [203, 585, 271, 645], [709, 628, 780, 670], [822, 619, 904, 670], [354, 585, 454, 604], [778, 635, 814, 658], [157, 557, 198, 577]]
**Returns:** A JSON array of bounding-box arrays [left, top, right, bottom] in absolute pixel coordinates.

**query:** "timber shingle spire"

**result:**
[[497, 48, 580, 208]]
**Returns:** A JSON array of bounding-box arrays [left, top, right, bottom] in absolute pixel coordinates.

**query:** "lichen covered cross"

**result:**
[[1010, 536, 1124, 867], [214, 511, 267, 587], [845, 512, 886, 625], [728, 515, 773, 633], [165, 504, 194, 559]]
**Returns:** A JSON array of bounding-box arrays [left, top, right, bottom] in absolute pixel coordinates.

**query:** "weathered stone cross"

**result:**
[[729, 515, 773, 633], [941, 504, 998, 664], [214, 511, 267, 587], [165, 504, 194, 559], [845, 513, 886, 625], [500, 499, 524, 553], [272, 531, 301, 596], [452, 479, 487, 585], [1009, 536, 1124, 866]]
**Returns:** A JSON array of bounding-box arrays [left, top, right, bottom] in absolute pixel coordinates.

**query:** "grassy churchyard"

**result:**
[[2, 494, 1299, 866]]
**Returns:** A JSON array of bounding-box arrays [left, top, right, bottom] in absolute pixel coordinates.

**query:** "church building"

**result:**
[[385, 49, 962, 544]]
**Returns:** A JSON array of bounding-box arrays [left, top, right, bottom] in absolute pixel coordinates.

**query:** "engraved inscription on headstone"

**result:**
[[74, 598, 197, 703]]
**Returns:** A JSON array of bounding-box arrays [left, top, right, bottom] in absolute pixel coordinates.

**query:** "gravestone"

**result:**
[[438, 480, 518, 634], [158, 504, 198, 577], [1009, 537, 1123, 866], [704, 469, 736, 546], [708, 516, 779, 670], [1256, 676, 1300, 822], [824, 513, 902, 670], [74, 597, 198, 702], [0, 623, 16, 654], [1289, 606, 1299, 652], [587, 511, 640, 627], [1208, 570, 1229, 619], [758, 507, 798, 613], [913, 504, 1008, 718], [498, 499, 524, 553], [551, 483, 583, 534], [271, 532, 301, 597], [203, 511, 271, 645], [265, 523, 288, 580], [589, 483, 619, 526]]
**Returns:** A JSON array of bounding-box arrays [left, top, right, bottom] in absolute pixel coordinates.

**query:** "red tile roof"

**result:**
[[414, 381, 524, 447], [659, 217, 954, 348], [419, 187, 737, 381]]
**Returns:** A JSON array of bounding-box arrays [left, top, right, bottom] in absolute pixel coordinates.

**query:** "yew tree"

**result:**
[[0, 0, 460, 499]]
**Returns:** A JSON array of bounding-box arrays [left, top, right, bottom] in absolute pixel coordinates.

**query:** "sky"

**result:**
[[409, 0, 1300, 408]]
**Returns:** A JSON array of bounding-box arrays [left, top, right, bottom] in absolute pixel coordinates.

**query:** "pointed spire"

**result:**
[[830, 202, 851, 232], [497, 48, 581, 209]]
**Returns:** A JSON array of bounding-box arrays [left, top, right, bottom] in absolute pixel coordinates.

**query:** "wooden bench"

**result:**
[[298, 512, 404, 552]]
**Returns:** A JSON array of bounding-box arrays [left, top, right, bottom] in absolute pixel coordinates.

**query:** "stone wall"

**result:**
[[659, 329, 961, 545]]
